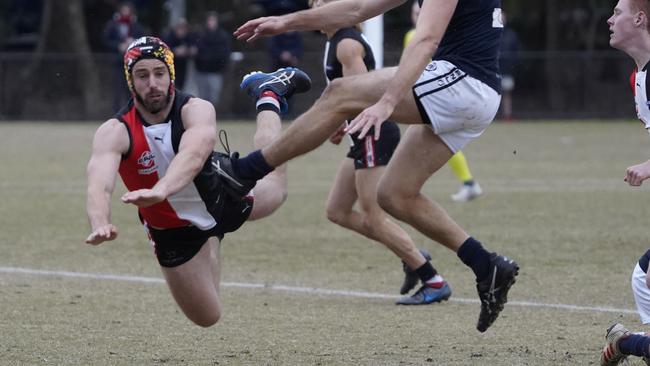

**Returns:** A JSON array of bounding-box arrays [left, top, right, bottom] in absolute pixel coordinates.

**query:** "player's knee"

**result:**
[[321, 79, 352, 110], [360, 212, 383, 234], [326, 207, 346, 225], [279, 187, 288, 204], [377, 187, 403, 217], [190, 311, 221, 328], [272, 188, 288, 213]]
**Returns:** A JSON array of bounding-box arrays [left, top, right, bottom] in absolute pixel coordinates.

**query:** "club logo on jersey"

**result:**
[[425, 62, 437, 72], [137, 150, 157, 175]]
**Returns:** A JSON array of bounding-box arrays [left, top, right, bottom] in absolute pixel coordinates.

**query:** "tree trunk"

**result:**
[[545, 0, 563, 113], [20, 0, 101, 119]]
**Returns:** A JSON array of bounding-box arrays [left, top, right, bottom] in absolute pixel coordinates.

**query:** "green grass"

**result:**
[[1, 120, 649, 365]]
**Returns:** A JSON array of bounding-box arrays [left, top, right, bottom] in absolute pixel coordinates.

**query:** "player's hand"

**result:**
[[86, 224, 118, 245], [329, 123, 347, 145], [121, 188, 165, 208], [345, 100, 394, 140], [234, 16, 288, 42], [624, 160, 650, 186]]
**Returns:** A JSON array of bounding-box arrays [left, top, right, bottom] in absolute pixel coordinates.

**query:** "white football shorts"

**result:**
[[412, 60, 501, 153], [632, 263, 650, 324]]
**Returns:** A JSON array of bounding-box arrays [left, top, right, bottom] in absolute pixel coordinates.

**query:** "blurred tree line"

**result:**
[[0, 0, 628, 120]]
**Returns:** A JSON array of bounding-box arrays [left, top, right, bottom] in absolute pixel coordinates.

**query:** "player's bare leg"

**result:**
[[378, 126, 467, 250], [261, 67, 424, 167], [160, 236, 222, 327], [248, 109, 287, 220]]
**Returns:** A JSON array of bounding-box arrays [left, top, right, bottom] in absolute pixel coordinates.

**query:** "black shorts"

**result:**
[[147, 194, 254, 268], [347, 121, 400, 169]]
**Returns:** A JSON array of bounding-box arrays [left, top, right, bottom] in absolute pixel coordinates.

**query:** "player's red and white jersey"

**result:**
[[632, 66, 650, 131], [117, 91, 217, 230]]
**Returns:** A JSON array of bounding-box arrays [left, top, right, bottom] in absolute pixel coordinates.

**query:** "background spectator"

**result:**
[[102, 1, 146, 111], [269, 32, 303, 70], [162, 18, 196, 90], [194, 11, 231, 112]]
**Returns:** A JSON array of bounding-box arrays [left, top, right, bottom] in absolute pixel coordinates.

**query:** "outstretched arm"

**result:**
[[346, 0, 458, 139], [86, 119, 129, 245], [121, 99, 217, 207], [235, 0, 404, 42]]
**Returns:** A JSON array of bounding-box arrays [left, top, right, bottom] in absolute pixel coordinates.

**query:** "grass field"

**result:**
[[2, 120, 650, 365]]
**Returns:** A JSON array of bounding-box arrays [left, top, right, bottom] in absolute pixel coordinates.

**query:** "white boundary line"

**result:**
[[0, 266, 637, 315]]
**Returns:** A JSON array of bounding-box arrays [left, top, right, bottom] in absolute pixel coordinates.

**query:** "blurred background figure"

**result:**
[[404, 0, 483, 203], [253, 0, 307, 70], [162, 18, 195, 91], [269, 31, 303, 70], [5, 0, 42, 51], [102, 1, 146, 111], [499, 10, 520, 122], [194, 11, 231, 112]]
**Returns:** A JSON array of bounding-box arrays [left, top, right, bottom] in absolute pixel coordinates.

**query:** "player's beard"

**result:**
[[135, 88, 171, 114]]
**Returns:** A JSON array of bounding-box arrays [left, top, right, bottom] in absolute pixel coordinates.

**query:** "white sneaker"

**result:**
[[451, 182, 483, 202]]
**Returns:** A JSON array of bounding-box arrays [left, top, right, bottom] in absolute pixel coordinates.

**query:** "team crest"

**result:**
[[137, 150, 157, 174]]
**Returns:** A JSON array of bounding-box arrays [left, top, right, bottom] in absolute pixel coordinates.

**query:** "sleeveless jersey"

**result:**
[[322, 27, 400, 143], [419, 0, 503, 93], [324, 27, 375, 81], [631, 63, 650, 130], [116, 90, 221, 230]]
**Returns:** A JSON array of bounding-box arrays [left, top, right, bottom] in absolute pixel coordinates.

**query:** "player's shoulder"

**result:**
[[336, 36, 365, 59], [182, 96, 215, 116], [332, 27, 362, 43], [180, 96, 217, 129], [96, 118, 130, 142], [184, 96, 212, 108], [92, 118, 130, 153], [98, 118, 128, 135]]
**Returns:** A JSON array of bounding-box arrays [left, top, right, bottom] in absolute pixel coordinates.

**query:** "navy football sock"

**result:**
[[619, 333, 650, 357], [457, 237, 491, 282], [232, 149, 274, 181], [415, 261, 438, 283]]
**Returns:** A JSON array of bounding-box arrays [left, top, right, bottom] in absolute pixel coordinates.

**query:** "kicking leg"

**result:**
[[222, 67, 423, 195], [262, 67, 422, 167]]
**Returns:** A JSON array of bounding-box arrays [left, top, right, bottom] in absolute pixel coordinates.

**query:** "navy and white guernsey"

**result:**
[[419, 0, 503, 93], [324, 28, 375, 81], [323, 27, 400, 141]]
